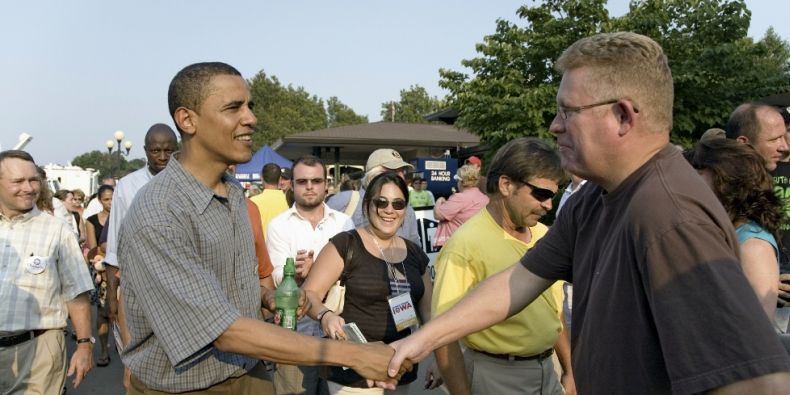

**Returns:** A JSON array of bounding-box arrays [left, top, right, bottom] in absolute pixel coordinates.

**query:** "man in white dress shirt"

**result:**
[[267, 155, 354, 395]]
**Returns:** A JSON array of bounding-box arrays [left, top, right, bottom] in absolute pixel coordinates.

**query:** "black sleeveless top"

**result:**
[[326, 229, 428, 387], [86, 214, 105, 246]]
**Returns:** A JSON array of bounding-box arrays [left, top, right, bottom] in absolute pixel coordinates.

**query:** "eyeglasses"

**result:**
[[522, 182, 556, 202], [371, 196, 407, 210], [556, 99, 639, 120], [294, 178, 325, 186]]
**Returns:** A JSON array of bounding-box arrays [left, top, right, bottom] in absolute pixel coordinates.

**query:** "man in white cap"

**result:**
[[327, 148, 420, 244]]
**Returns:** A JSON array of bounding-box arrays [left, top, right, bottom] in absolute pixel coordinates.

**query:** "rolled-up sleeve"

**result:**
[[123, 223, 241, 367]]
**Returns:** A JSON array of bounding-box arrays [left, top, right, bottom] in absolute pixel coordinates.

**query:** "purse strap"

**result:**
[[338, 230, 356, 286]]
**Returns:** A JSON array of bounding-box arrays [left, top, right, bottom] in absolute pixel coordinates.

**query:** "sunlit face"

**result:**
[[99, 189, 113, 213], [367, 182, 406, 236], [549, 67, 620, 180], [0, 158, 41, 218], [145, 133, 178, 175], [751, 109, 788, 171], [503, 177, 558, 229], [63, 192, 78, 212], [292, 163, 326, 210], [190, 74, 257, 165]]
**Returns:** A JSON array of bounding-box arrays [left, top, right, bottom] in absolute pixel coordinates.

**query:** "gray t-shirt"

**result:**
[[327, 187, 421, 245], [522, 145, 790, 393]]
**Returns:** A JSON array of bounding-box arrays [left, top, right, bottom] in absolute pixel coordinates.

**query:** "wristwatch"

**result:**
[[76, 336, 96, 345]]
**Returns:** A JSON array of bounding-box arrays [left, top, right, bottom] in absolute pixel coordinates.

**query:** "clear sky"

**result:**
[[1, 0, 787, 165]]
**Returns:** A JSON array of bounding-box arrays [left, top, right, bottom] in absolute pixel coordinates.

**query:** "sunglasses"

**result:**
[[523, 182, 556, 202], [371, 196, 407, 210], [294, 178, 325, 186]]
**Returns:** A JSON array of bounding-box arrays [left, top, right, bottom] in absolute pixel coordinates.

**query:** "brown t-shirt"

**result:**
[[522, 145, 790, 393]]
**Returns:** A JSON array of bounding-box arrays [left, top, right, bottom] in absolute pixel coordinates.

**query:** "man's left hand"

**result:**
[[67, 344, 93, 388], [261, 286, 276, 312], [262, 288, 310, 319]]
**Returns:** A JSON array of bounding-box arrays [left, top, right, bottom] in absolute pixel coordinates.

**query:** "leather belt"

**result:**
[[474, 348, 554, 362], [0, 330, 47, 347]]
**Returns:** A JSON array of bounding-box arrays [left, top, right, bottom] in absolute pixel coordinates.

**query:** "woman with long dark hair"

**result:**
[[686, 138, 783, 325]]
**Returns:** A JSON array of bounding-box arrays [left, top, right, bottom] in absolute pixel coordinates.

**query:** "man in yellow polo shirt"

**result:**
[[250, 163, 289, 240], [432, 138, 574, 395]]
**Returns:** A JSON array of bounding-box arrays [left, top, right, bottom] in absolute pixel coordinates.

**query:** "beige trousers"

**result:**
[[0, 329, 66, 395], [127, 362, 274, 395], [326, 381, 409, 395], [273, 364, 328, 395]]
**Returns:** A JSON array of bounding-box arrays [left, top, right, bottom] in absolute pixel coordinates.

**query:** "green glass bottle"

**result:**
[[275, 257, 299, 331]]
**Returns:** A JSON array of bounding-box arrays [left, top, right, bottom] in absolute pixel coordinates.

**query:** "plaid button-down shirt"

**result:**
[[119, 156, 261, 392], [0, 207, 94, 333]]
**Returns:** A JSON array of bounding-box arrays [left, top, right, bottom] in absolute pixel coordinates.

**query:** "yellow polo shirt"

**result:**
[[432, 208, 563, 356], [249, 189, 288, 240]]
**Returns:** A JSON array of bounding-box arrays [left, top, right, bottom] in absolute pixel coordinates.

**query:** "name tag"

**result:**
[[25, 255, 49, 275], [388, 292, 418, 332]]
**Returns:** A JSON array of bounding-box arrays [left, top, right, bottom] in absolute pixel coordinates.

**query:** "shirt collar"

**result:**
[[166, 154, 243, 214], [0, 206, 41, 223], [287, 202, 337, 223]]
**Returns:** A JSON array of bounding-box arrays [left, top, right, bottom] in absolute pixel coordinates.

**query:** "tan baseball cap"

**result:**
[[365, 148, 414, 171]]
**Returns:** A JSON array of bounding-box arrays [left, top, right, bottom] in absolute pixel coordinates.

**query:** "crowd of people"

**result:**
[[2, 31, 790, 395]]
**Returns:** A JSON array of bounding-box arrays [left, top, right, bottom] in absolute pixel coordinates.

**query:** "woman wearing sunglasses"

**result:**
[[303, 171, 438, 394]]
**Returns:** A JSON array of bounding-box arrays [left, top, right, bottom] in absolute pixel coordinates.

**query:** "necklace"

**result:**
[[367, 227, 408, 295], [368, 227, 395, 263]]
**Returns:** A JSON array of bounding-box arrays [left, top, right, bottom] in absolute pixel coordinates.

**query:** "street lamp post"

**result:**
[[106, 130, 132, 156], [105, 130, 132, 178]]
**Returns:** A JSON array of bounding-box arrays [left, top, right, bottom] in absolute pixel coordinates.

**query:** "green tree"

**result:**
[[440, 0, 790, 148], [71, 150, 146, 179], [327, 96, 368, 128], [248, 70, 328, 148], [381, 85, 445, 123]]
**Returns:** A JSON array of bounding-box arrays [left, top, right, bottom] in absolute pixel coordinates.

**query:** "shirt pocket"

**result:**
[[16, 255, 57, 291]]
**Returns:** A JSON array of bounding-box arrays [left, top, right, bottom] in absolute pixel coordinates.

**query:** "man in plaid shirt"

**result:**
[[0, 150, 95, 394]]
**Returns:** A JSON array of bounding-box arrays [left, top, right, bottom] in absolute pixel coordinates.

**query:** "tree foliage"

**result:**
[[248, 71, 328, 148], [327, 96, 368, 128], [381, 85, 445, 123], [71, 150, 145, 179], [441, 0, 790, 148], [247, 71, 369, 150]]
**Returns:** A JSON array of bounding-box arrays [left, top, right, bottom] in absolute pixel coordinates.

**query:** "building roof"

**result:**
[[272, 122, 480, 165], [760, 91, 790, 107]]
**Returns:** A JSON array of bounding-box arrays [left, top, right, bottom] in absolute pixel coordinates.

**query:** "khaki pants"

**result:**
[[466, 349, 563, 395], [326, 381, 409, 395], [0, 329, 66, 395], [273, 364, 328, 395], [128, 362, 274, 395]]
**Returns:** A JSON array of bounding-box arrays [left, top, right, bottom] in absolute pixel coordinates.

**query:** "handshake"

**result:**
[[339, 333, 433, 390]]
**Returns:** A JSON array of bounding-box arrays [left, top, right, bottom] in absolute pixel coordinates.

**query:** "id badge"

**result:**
[[25, 255, 49, 274], [388, 292, 418, 332]]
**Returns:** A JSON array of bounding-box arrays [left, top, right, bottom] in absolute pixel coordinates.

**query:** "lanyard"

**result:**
[[368, 228, 408, 295]]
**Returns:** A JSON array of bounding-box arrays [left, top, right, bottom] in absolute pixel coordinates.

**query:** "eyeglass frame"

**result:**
[[556, 98, 639, 120]]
